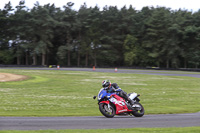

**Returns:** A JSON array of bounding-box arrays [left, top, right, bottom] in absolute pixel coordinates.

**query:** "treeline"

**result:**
[[0, 1, 200, 68]]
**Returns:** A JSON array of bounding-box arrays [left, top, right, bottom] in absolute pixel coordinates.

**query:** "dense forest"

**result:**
[[0, 1, 200, 68]]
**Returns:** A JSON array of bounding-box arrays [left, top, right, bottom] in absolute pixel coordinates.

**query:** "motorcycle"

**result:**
[[93, 88, 144, 118]]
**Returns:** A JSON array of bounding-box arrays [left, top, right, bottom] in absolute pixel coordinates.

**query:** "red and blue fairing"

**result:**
[[98, 88, 133, 115]]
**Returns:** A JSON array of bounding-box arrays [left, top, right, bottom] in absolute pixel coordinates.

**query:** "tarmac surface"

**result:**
[[1, 113, 200, 130], [0, 67, 200, 130]]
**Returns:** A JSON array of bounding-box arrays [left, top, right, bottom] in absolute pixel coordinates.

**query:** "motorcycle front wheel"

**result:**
[[131, 102, 144, 117], [99, 103, 115, 118]]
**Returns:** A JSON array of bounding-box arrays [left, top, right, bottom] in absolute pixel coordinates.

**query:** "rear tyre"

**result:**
[[132, 102, 144, 117], [99, 103, 115, 118]]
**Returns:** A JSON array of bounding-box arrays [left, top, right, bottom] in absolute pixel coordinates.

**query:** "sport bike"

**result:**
[[93, 88, 144, 118]]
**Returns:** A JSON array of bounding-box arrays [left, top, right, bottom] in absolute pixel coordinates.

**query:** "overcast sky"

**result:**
[[0, 0, 199, 12]]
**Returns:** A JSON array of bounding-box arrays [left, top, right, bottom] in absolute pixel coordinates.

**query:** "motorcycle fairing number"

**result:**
[[110, 97, 125, 106]]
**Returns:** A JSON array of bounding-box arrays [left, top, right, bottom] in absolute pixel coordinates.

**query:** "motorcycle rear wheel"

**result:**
[[99, 103, 115, 118], [131, 102, 144, 117]]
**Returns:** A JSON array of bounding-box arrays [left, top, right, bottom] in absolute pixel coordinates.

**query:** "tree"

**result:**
[[123, 34, 137, 66], [57, 2, 76, 66], [83, 6, 101, 66], [29, 2, 56, 65], [11, 0, 31, 65], [100, 6, 124, 66], [143, 7, 172, 67], [0, 2, 14, 64], [134, 6, 155, 66]]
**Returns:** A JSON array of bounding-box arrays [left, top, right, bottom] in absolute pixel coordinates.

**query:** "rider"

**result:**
[[102, 79, 135, 106]]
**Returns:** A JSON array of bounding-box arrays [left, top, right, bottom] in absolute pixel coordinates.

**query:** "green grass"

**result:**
[[0, 127, 200, 133], [0, 69, 200, 116]]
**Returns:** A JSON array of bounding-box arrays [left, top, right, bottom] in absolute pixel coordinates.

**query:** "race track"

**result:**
[[0, 67, 200, 130], [1, 113, 200, 130], [2, 67, 200, 78]]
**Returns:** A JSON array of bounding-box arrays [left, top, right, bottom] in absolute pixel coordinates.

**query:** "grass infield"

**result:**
[[0, 68, 199, 116]]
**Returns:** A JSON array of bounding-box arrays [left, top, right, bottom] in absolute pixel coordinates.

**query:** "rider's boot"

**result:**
[[128, 98, 135, 106]]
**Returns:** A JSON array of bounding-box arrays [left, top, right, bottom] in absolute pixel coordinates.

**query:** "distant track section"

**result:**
[[1, 67, 200, 78]]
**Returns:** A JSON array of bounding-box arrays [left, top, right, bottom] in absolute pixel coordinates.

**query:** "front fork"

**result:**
[[99, 101, 112, 112], [104, 103, 112, 112]]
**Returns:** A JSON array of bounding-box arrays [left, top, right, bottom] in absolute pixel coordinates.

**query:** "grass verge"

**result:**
[[0, 127, 200, 133]]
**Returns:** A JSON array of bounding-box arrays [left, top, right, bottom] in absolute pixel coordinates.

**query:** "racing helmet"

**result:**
[[102, 80, 111, 88]]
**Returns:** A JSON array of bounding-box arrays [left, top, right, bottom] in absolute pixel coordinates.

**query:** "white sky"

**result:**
[[0, 0, 199, 12]]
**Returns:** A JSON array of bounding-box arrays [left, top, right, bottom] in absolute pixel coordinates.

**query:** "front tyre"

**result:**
[[99, 103, 115, 118], [132, 102, 144, 117]]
